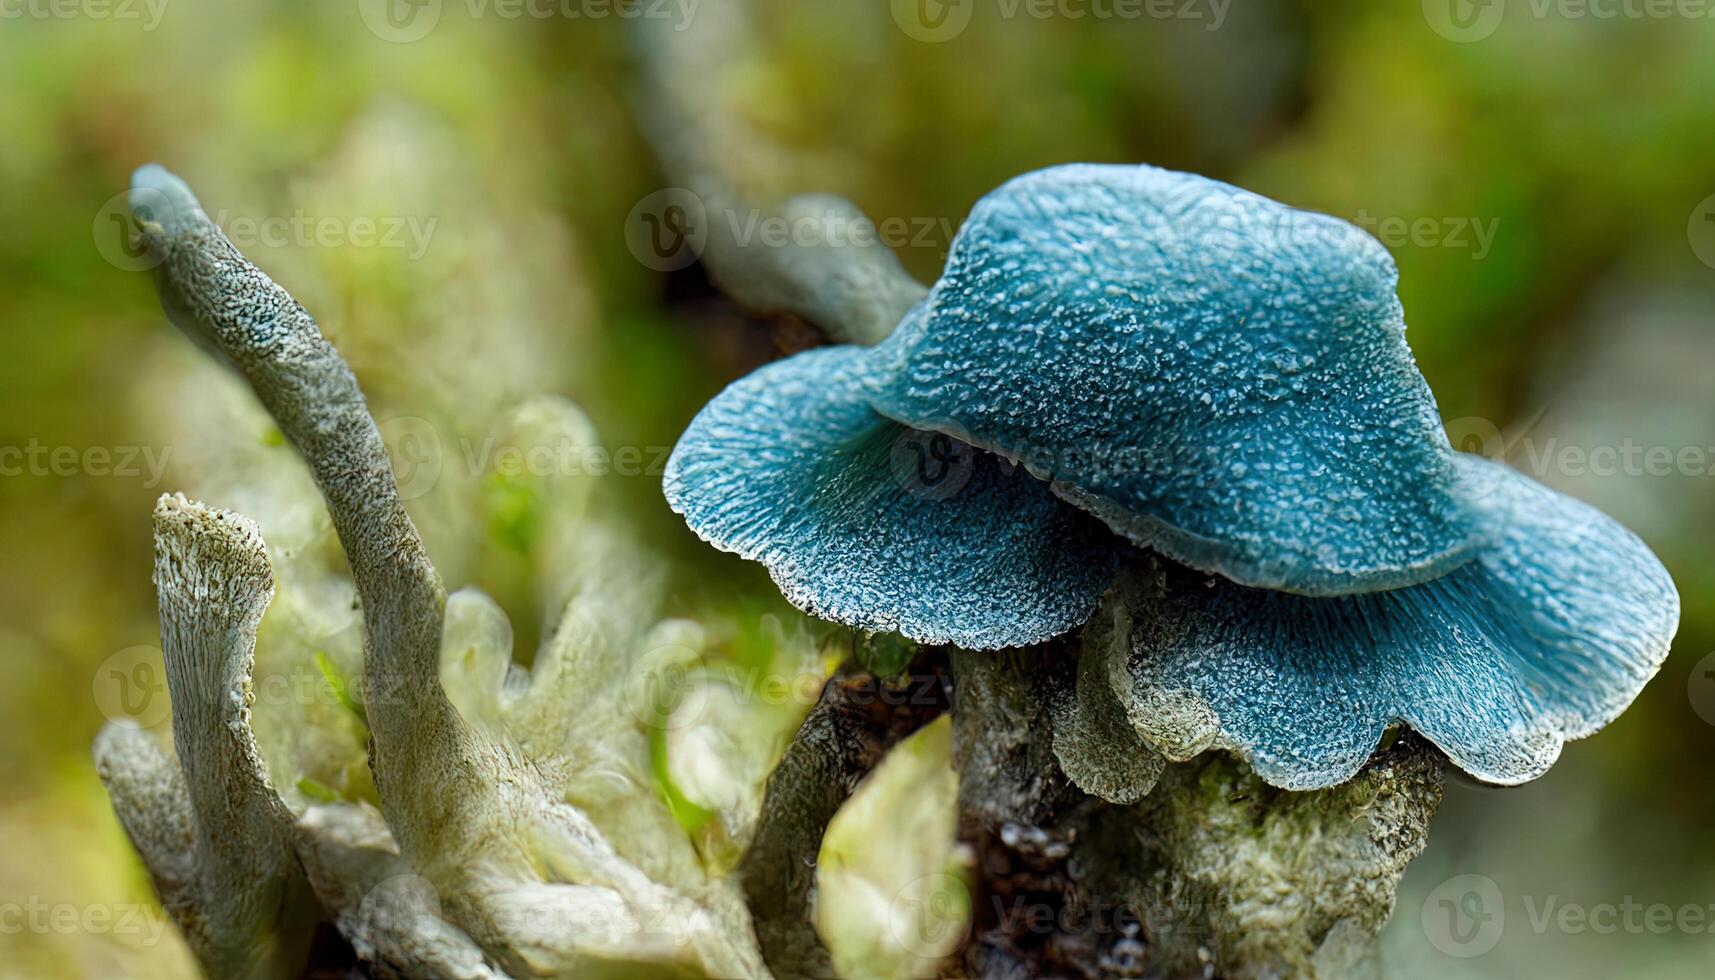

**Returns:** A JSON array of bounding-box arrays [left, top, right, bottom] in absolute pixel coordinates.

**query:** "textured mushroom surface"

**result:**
[[1106, 737, 1445, 979], [942, 649, 1443, 978], [864, 163, 1476, 596], [1105, 454, 1679, 789], [1046, 600, 1165, 804], [664, 345, 1119, 648]]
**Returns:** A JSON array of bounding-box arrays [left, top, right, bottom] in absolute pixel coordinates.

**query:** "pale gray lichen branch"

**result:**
[[293, 803, 504, 979], [152, 493, 296, 848], [128, 165, 477, 853], [631, 9, 927, 346], [95, 495, 312, 979], [119, 494, 491, 977], [93, 723, 200, 933], [124, 166, 769, 978]]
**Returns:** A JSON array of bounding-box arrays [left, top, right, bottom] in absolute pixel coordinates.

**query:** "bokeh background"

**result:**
[[2, 0, 1713, 976]]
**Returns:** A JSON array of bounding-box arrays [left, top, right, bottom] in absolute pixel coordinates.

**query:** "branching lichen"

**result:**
[[131, 165, 474, 847], [95, 495, 313, 979], [110, 164, 768, 978]]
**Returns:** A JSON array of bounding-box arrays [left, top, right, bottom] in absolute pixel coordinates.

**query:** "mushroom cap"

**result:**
[[864, 163, 1476, 596], [1100, 453, 1679, 789], [664, 346, 1119, 649]]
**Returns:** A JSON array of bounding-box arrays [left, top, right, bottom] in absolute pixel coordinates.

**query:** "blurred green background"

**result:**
[[2, 0, 1713, 976]]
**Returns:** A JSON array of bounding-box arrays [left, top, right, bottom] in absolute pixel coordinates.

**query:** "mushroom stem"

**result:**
[[946, 646, 1446, 977], [947, 647, 1085, 827], [95, 495, 313, 980], [128, 165, 479, 851], [739, 661, 951, 978], [632, 8, 927, 346], [1112, 739, 1445, 977]]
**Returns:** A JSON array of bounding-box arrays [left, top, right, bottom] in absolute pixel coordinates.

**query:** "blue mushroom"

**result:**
[[865, 165, 1475, 596], [665, 163, 1679, 785], [1093, 453, 1678, 789], [665, 346, 1118, 648]]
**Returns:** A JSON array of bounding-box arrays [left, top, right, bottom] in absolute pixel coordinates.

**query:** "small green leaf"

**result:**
[[295, 777, 342, 804], [855, 630, 916, 679], [314, 650, 366, 725]]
